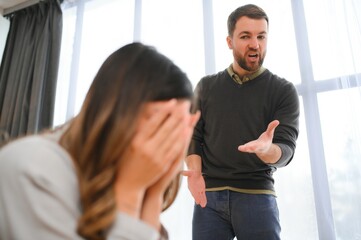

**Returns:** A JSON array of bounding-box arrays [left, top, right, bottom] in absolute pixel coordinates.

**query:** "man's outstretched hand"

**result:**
[[238, 120, 281, 164]]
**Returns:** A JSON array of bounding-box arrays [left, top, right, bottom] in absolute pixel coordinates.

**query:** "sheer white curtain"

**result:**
[[54, 0, 361, 239], [138, 1, 204, 239], [300, 0, 361, 239], [54, 0, 135, 126]]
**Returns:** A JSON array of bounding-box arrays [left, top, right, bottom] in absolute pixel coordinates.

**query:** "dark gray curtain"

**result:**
[[0, 0, 63, 145]]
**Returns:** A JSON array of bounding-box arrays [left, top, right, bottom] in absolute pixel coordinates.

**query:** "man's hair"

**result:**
[[227, 4, 269, 36]]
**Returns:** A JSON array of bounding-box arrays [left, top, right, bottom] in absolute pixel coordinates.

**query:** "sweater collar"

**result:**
[[227, 64, 266, 85]]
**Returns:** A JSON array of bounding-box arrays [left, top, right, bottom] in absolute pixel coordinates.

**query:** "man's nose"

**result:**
[[248, 37, 259, 50]]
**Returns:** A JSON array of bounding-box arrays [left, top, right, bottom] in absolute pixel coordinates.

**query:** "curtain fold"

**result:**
[[0, 0, 63, 145]]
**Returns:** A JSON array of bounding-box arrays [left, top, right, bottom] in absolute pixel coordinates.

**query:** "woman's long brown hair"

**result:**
[[59, 43, 193, 240]]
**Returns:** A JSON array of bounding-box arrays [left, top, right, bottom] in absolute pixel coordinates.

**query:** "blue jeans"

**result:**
[[192, 190, 281, 240]]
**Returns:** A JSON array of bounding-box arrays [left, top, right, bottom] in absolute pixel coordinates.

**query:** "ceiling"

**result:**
[[0, 0, 30, 14]]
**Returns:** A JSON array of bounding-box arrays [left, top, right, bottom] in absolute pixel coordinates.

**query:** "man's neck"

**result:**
[[228, 64, 266, 84], [232, 63, 258, 77]]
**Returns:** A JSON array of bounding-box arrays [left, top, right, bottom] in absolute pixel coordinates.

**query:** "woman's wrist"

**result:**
[[115, 183, 146, 218], [140, 191, 163, 231]]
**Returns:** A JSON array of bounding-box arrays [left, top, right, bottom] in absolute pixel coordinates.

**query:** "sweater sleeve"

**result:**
[[271, 143, 294, 168], [188, 80, 204, 157], [108, 213, 167, 240], [0, 137, 84, 240], [272, 79, 300, 167]]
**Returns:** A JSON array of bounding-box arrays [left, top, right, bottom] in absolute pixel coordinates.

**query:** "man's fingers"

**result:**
[[199, 192, 207, 208], [267, 120, 280, 134], [238, 141, 256, 152]]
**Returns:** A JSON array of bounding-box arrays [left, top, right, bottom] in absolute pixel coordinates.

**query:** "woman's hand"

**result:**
[[140, 102, 200, 230], [114, 100, 199, 219]]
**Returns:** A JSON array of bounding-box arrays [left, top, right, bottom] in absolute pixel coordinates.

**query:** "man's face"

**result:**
[[227, 16, 268, 74]]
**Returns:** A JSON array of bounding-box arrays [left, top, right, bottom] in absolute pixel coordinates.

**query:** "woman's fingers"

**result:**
[[148, 102, 191, 161], [136, 99, 177, 139], [158, 108, 200, 161], [121, 100, 198, 189]]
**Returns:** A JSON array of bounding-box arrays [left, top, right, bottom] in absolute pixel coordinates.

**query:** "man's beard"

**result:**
[[236, 52, 265, 72]]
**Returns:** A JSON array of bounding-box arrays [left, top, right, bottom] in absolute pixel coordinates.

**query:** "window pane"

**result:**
[[75, 0, 135, 113], [304, 0, 361, 81], [54, 6, 77, 126], [160, 177, 194, 240], [55, 0, 135, 125], [212, 0, 301, 84], [141, 2, 204, 239], [140, 0, 205, 88], [0, 16, 9, 63], [318, 88, 361, 239], [275, 97, 319, 240]]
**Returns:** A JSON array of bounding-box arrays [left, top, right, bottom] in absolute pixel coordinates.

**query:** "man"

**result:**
[[183, 4, 299, 240]]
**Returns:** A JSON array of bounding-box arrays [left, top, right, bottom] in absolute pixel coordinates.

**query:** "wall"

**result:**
[[0, 13, 10, 62]]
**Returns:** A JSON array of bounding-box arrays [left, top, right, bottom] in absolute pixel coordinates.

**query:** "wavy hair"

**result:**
[[59, 42, 193, 240]]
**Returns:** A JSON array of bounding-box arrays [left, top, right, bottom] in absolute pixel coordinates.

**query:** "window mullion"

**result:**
[[203, 0, 215, 75], [66, 0, 85, 120], [133, 0, 142, 41], [291, 0, 336, 239]]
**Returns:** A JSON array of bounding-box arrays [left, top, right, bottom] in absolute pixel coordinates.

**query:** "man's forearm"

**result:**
[[185, 154, 202, 172]]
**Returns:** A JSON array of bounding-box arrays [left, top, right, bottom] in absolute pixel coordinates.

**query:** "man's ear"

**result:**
[[226, 36, 233, 49]]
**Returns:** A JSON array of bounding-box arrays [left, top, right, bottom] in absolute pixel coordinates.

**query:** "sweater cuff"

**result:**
[[270, 143, 293, 168], [187, 141, 202, 156]]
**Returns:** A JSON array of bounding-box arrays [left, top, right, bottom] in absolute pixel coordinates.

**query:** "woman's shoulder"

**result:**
[[0, 134, 81, 240], [0, 134, 76, 187]]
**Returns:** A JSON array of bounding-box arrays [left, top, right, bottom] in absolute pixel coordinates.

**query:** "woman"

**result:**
[[0, 42, 200, 240]]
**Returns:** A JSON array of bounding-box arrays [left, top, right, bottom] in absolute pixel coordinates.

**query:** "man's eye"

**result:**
[[240, 35, 250, 39], [258, 35, 266, 40]]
